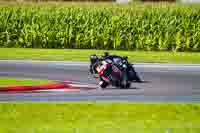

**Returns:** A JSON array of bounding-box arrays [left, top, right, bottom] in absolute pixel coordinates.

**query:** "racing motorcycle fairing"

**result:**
[[95, 60, 122, 84], [96, 61, 110, 82]]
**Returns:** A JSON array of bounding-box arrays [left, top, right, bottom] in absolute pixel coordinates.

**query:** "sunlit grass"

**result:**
[[0, 102, 199, 133], [0, 48, 200, 64], [0, 77, 52, 87]]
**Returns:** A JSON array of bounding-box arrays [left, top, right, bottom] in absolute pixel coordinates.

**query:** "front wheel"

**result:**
[[120, 80, 131, 89]]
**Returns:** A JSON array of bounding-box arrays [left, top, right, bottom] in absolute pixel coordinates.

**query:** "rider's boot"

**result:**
[[99, 81, 109, 89]]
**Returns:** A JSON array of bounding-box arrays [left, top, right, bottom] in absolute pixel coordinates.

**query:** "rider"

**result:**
[[89, 54, 111, 88], [89, 54, 102, 75]]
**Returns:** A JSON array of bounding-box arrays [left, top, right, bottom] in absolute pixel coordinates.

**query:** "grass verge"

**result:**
[[1, 48, 200, 64], [0, 102, 199, 133], [0, 77, 52, 87]]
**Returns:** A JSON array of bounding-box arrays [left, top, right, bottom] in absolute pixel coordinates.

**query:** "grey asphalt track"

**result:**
[[0, 60, 200, 102]]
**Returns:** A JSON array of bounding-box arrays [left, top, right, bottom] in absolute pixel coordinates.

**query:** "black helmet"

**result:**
[[90, 54, 99, 64]]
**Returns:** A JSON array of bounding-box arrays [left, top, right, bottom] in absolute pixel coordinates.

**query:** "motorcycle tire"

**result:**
[[120, 81, 131, 89], [120, 80, 127, 89], [125, 82, 131, 88]]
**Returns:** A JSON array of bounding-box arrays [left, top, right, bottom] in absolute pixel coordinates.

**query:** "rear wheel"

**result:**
[[126, 82, 131, 88], [120, 81, 131, 89]]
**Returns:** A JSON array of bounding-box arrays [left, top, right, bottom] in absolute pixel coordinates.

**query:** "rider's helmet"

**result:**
[[90, 54, 99, 64]]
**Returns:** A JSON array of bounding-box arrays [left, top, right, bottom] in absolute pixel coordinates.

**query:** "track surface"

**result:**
[[0, 60, 200, 101]]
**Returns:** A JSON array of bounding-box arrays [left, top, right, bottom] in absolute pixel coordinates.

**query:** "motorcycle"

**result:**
[[92, 58, 134, 89]]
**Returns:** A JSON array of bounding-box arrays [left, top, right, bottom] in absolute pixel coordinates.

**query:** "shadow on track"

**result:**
[[101, 86, 142, 90], [137, 80, 150, 84], [92, 80, 150, 90]]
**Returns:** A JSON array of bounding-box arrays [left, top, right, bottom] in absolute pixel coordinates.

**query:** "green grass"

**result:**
[[0, 102, 199, 133], [0, 77, 52, 87], [0, 48, 200, 64]]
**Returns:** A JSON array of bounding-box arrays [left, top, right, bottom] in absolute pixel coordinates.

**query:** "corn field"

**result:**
[[0, 4, 200, 51]]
